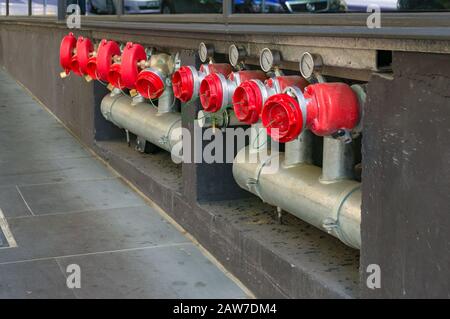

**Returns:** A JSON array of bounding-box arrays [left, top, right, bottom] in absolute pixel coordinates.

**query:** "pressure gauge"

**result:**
[[229, 44, 247, 67], [259, 48, 279, 72], [198, 42, 214, 63], [299, 52, 323, 79], [260, 48, 281, 73]]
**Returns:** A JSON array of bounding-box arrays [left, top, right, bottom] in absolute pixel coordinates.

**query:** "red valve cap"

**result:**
[[96, 40, 121, 82], [304, 83, 360, 136], [199, 73, 224, 113], [76, 37, 94, 75], [86, 56, 98, 80], [232, 80, 264, 125], [262, 94, 304, 143], [59, 33, 77, 74], [136, 69, 166, 99], [70, 55, 83, 76], [120, 42, 147, 89], [107, 63, 125, 89], [172, 66, 195, 103]]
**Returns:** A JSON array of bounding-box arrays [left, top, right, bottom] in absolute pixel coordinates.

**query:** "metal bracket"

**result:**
[[135, 136, 147, 153]]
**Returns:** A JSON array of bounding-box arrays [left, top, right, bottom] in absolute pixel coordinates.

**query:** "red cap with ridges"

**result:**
[[70, 55, 82, 76], [86, 56, 98, 80], [107, 63, 125, 89], [120, 42, 147, 89], [232, 80, 264, 124], [261, 94, 304, 143], [136, 70, 166, 99], [96, 40, 121, 82], [172, 66, 195, 102], [76, 37, 94, 75], [199, 73, 224, 113], [59, 33, 77, 74]]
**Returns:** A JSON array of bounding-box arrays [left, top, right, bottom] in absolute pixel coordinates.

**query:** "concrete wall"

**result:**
[[361, 52, 450, 298], [0, 24, 96, 146]]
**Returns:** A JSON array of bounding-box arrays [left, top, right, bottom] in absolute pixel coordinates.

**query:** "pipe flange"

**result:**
[[284, 86, 308, 133]]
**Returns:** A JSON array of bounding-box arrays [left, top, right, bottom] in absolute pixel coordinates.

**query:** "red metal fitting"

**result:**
[[199, 73, 224, 113], [262, 94, 304, 143], [172, 64, 233, 103], [172, 66, 195, 103], [76, 36, 94, 75], [59, 33, 77, 74], [70, 55, 82, 76], [232, 80, 264, 124], [135, 69, 166, 99], [107, 63, 125, 89], [304, 83, 360, 136], [266, 75, 309, 94], [120, 42, 147, 89], [261, 82, 360, 143], [200, 63, 233, 76], [200, 70, 266, 113], [86, 57, 98, 80], [96, 39, 121, 82], [232, 75, 308, 125]]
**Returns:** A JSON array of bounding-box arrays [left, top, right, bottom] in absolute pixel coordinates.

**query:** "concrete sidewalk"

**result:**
[[0, 70, 250, 299]]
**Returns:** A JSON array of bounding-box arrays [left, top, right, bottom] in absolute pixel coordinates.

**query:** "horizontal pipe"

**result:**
[[233, 147, 361, 249], [101, 93, 182, 156]]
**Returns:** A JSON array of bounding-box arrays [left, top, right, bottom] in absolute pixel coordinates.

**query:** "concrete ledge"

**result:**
[[93, 140, 360, 298]]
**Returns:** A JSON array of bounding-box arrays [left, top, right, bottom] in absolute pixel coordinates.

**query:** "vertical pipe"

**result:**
[[157, 85, 175, 114], [284, 130, 313, 166], [321, 137, 354, 182]]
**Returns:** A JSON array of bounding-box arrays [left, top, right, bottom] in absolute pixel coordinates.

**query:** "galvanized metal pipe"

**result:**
[[233, 141, 361, 249], [321, 137, 355, 182], [284, 130, 313, 166], [101, 93, 182, 156]]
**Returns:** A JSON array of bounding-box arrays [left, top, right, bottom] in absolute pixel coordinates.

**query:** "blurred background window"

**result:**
[[232, 0, 450, 13], [32, 0, 58, 15], [0, 0, 5, 15], [8, 0, 29, 15], [124, 0, 223, 14], [31, 0, 58, 16]]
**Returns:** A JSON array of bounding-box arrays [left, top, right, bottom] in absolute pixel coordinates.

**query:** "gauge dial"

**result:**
[[260, 48, 280, 73], [229, 44, 246, 67], [198, 42, 211, 63], [299, 52, 323, 79]]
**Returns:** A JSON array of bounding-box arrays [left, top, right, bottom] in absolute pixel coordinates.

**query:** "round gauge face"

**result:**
[[299, 52, 315, 79], [198, 42, 209, 63], [229, 45, 240, 67], [260, 48, 274, 73]]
